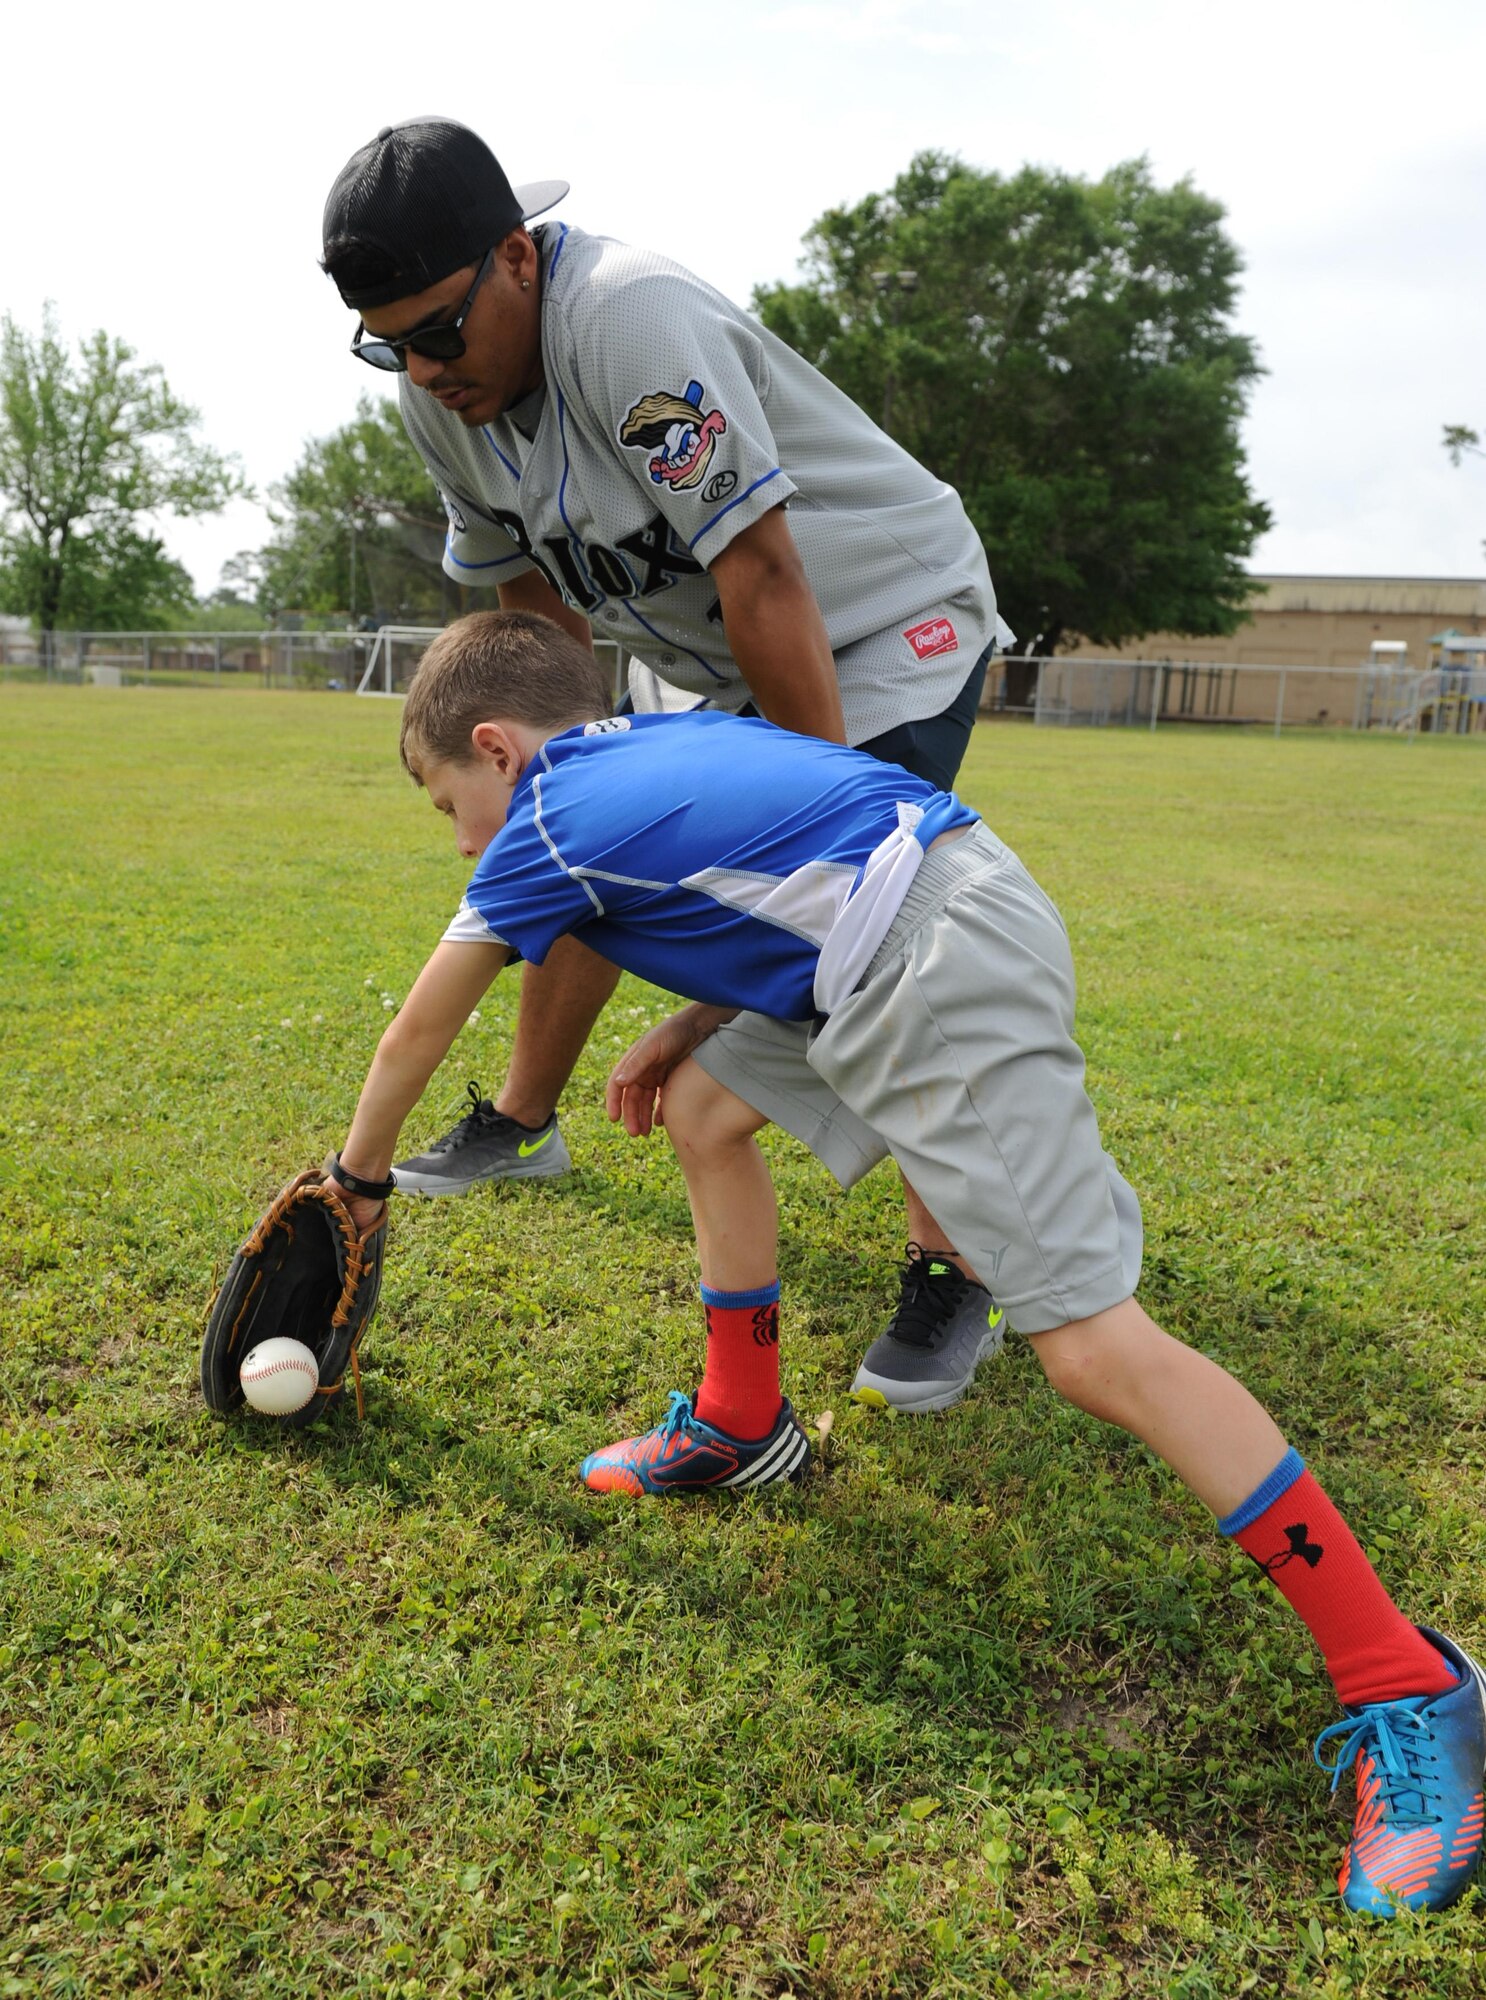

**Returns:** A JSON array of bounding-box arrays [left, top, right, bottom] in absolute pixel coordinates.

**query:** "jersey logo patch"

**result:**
[[619, 379, 729, 492], [904, 616, 959, 662], [583, 716, 633, 735], [441, 492, 468, 534]]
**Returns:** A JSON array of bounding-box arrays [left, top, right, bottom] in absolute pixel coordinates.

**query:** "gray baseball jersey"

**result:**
[[400, 222, 1006, 745]]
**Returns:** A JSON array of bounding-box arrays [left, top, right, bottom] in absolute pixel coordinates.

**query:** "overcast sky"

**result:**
[[5, 0, 1484, 596]]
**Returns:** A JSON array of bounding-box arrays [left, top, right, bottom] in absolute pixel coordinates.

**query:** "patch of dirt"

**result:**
[[1053, 1688, 1153, 1751], [1030, 1663, 1158, 1751], [51, 1332, 137, 1384]]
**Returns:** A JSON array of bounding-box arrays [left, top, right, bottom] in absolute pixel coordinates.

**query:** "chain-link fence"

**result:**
[[0, 625, 631, 705], [6, 626, 1483, 739], [984, 655, 1486, 737], [0, 628, 381, 691]]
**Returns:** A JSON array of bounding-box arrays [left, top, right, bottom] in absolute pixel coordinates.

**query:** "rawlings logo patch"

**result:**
[[619, 379, 728, 491], [904, 617, 959, 661]]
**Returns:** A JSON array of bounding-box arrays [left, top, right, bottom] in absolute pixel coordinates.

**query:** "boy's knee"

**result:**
[[661, 1058, 766, 1156], [1029, 1298, 1158, 1421], [1033, 1329, 1109, 1414]]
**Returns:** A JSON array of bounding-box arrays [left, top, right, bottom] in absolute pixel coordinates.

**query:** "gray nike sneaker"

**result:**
[[850, 1244, 1005, 1412], [392, 1081, 572, 1194]]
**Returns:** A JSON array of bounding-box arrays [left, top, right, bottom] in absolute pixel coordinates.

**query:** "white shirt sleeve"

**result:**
[[442, 896, 509, 946]]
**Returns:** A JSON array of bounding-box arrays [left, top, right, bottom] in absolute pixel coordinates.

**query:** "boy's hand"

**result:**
[[338, 1190, 389, 1235], [605, 1004, 738, 1137]]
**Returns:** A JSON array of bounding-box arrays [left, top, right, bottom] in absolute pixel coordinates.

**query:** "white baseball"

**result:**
[[239, 1337, 320, 1416]]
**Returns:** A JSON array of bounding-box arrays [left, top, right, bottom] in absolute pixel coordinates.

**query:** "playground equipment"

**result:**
[[1417, 632, 1486, 734], [1357, 640, 1412, 730]]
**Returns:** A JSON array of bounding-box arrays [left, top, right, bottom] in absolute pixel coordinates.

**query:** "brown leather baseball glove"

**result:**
[[200, 1168, 387, 1428]]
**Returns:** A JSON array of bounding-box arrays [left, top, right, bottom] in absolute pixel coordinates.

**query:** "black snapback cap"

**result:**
[[322, 117, 569, 309]]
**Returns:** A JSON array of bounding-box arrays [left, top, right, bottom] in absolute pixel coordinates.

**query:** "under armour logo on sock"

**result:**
[[751, 1303, 779, 1348], [1253, 1522, 1325, 1578]]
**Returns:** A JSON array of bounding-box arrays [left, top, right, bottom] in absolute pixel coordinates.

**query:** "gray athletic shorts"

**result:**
[[690, 823, 1142, 1335]]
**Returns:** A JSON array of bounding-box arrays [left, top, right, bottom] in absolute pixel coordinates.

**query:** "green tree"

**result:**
[[754, 154, 1271, 697], [244, 395, 457, 626], [0, 306, 245, 646]]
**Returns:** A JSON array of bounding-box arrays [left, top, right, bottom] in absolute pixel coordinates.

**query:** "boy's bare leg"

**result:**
[[580, 1059, 796, 1477], [468, 962, 934, 1286], [1030, 1294, 1454, 1706], [1018, 1299, 1479, 1915], [493, 936, 622, 1126], [442, 947, 1026, 1303], [662, 1057, 776, 1291], [1029, 1296, 1285, 1517]]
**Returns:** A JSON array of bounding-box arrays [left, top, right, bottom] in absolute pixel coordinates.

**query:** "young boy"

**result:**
[[327, 609, 1484, 1916]]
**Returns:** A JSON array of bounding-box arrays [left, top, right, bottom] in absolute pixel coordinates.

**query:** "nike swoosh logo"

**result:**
[[518, 1128, 556, 1158], [987, 1308, 1005, 1328]]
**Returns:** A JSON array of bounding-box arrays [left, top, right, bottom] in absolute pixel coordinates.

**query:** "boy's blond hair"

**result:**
[[399, 610, 610, 778]]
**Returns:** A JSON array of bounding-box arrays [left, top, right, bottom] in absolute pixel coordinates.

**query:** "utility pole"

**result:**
[[872, 269, 919, 435]]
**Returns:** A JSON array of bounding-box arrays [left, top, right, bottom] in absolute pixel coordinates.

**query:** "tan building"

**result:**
[[1066, 574, 1486, 672], [1034, 575, 1486, 730]]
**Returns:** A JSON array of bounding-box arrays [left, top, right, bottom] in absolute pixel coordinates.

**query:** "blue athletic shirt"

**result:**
[[443, 712, 979, 1021]]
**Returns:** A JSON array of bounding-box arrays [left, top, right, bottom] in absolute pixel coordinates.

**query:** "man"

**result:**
[[321, 116, 1013, 1410]]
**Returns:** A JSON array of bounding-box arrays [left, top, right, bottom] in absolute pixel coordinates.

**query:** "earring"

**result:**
[[521, 279, 531, 290]]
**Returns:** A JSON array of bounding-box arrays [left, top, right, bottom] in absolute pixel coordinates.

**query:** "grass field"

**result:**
[[2, 687, 1485, 1999]]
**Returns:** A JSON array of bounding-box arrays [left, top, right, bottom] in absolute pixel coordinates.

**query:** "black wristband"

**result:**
[[325, 1154, 397, 1201]]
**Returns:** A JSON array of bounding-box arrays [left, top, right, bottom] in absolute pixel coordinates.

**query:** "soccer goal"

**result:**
[[355, 626, 439, 698]]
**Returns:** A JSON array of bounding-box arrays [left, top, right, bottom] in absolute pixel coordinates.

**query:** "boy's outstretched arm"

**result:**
[[338, 940, 512, 1210]]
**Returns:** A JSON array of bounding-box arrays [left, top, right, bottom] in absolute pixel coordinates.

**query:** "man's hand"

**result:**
[[605, 1003, 739, 1137]]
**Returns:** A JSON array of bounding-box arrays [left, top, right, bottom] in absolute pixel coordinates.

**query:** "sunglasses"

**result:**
[[350, 247, 496, 373]]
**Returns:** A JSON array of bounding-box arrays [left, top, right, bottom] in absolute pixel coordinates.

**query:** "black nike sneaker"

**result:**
[[392, 1081, 572, 1194], [850, 1244, 1005, 1412]]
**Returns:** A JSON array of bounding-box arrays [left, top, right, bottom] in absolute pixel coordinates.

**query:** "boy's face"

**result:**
[[421, 741, 519, 860]]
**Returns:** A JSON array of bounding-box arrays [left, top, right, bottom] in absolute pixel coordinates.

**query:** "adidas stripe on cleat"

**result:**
[[1315, 1627, 1486, 1915], [580, 1391, 810, 1496]]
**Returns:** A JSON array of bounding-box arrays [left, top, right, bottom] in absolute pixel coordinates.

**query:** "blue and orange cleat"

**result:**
[[580, 1391, 810, 1496], [1315, 1627, 1486, 1915]]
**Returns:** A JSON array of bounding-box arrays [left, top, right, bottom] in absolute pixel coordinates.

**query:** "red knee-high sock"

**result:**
[[1220, 1449, 1454, 1707], [694, 1282, 782, 1441]]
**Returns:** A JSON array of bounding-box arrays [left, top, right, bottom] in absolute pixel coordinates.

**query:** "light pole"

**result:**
[[871, 268, 918, 434]]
